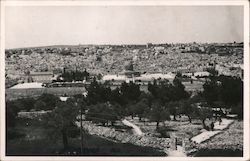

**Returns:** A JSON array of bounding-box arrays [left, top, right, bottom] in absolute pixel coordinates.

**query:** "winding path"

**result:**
[[122, 119, 144, 136]]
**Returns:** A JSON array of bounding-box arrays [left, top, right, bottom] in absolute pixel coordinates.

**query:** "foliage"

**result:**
[[202, 80, 220, 105], [126, 98, 150, 120], [14, 97, 36, 112], [172, 78, 190, 100], [85, 102, 119, 126], [149, 102, 170, 128], [6, 101, 19, 127], [148, 78, 190, 105], [179, 99, 199, 123], [86, 78, 112, 105], [120, 82, 141, 103], [36, 93, 60, 110], [203, 75, 243, 106], [7, 129, 25, 140], [231, 102, 243, 119], [165, 101, 179, 121], [60, 69, 90, 82], [202, 75, 243, 119], [109, 87, 124, 105], [112, 103, 126, 118], [198, 107, 213, 129], [219, 76, 243, 106], [44, 99, 79, 150], [34, 100, 47, 111], [6, 132, 166, 156], [134, 98, 150, 120]]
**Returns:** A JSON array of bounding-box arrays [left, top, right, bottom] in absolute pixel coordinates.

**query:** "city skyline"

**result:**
[[5, 6, 244, 49]]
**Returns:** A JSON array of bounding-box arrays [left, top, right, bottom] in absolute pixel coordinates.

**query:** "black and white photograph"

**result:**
[[0, 0, 249, 160]]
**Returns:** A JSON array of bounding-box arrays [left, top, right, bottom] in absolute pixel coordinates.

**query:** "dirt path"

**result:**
[[122, 119, 144, 136], [167, 145, 187, 157], [191, 119, 234, 144]]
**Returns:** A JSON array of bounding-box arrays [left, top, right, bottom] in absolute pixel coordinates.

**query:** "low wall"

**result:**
[[18, 110, 51, 119], [79, 122, 171, 150]]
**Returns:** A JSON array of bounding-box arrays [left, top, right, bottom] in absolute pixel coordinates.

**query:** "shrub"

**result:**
[[7, 129, 25, 140]]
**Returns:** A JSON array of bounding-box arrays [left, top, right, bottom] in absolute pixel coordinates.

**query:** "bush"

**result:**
[[7, 129, 25, 140], [36, 93, 60, 110], [15, 97, 36, 112]]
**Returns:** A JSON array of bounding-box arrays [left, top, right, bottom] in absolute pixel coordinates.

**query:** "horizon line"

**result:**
[[5, 41, 244, 50]]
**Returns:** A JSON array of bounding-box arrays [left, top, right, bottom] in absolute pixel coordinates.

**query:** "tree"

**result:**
[[128, 98, 149, 121], [85, 102, 119, 126], [203, 80, 220, 105], [166, 101, 179, 121], [112, 103, 125, 119], [86, 78, 112, 105], [172, 77, 190, 101], [148, 79, 172, 105], [36, 94, 60, 110], [15, 97, 36, 111], [72, 94, 87, 154], [126, 103, 136, 119], [198, 107, 213, 129], [231, 101, 243, 120], [44, 99, 79, 150], [202, 75, 243, 119], [120, 82, 141, 103], [220, 76, 243, 106], [149, 102, 170, 129], [148, 79, 158, 98], [60, 69, 90, 82], [179, 99, 199, 123], [190, 93, 205, 104], [110, 87, 124, 105], [148, 78, 189, 106], [34, 100, 46, 111], [6, 101, 19, 128], [136, 98, 150, 121]]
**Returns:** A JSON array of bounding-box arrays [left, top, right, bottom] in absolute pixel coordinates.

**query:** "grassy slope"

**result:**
[[6, 118, 165, 156]]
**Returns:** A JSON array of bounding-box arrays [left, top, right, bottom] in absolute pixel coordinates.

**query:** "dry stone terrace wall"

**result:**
[[81, 122, 171, 150]]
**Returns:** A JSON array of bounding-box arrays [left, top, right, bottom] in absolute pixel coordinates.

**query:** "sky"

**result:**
[[5, 6, 244, 49]]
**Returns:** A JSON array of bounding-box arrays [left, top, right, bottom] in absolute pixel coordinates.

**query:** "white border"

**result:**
[[243, 2, 250, 160], [0, 1, 249, 161]]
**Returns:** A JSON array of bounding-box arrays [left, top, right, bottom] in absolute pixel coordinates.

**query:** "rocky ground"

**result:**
[[198, 120, 243, 151]]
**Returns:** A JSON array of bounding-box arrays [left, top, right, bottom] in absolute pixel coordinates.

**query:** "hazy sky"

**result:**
[[5, 6, 244, 49]]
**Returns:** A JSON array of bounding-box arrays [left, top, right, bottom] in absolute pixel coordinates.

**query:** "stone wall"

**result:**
[[80, 122, 171, 150], [18, 110, 51, 119]]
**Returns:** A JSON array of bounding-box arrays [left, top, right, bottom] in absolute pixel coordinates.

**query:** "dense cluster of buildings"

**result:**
[[5, 42, 243, 86]]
